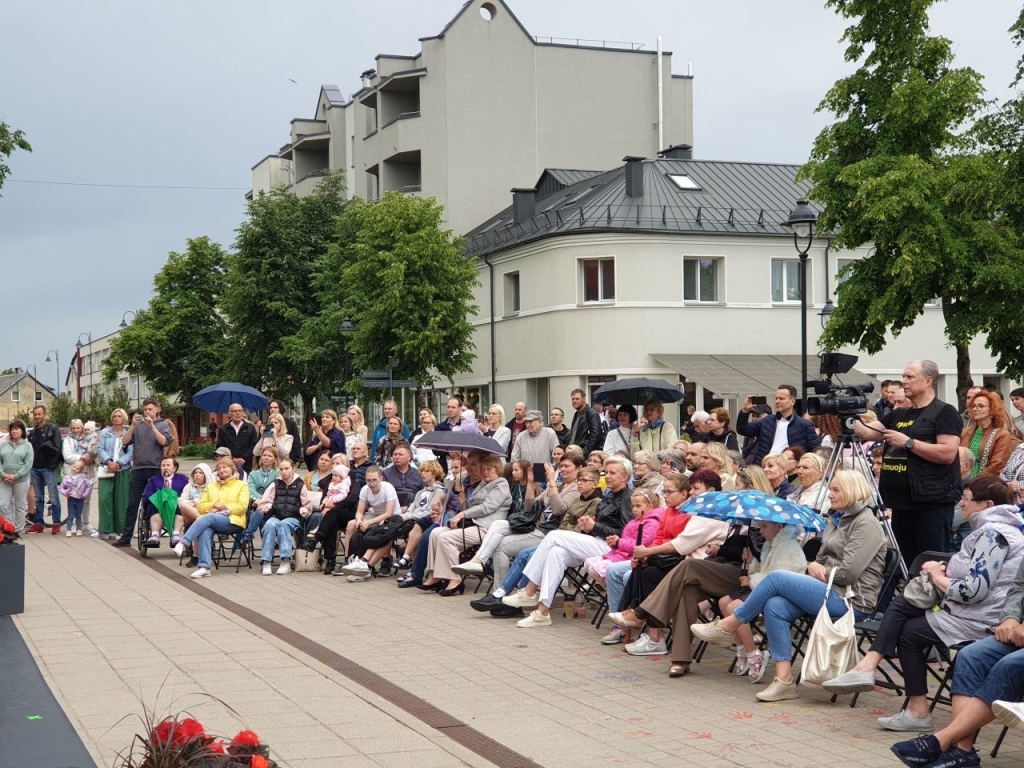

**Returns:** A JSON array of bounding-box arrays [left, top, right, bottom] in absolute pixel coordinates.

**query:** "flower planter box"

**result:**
[[0, 544, 25, 615]]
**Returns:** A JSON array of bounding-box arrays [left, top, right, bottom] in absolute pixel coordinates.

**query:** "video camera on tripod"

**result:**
[[806, 352, 874, 420]]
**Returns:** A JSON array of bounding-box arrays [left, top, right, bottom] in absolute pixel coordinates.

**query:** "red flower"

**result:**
[[230, 729, 262, 750], [173, 718, 205, 746], [251, 756, 269, 768], [151, 718, 176, 747], [208, 739, 225, 754], [150, 717, 206, 749]]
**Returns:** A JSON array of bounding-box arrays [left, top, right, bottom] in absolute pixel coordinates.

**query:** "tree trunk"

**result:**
[[955, 342, 973, 412], [301, 392, 314, 442]]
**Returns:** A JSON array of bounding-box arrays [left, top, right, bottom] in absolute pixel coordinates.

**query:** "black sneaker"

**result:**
[[489, 604, 525, 618], [113, 537, 132, 548], [470, 594, 503, 612], [323, 560, 335, 576], [186, 556, 199, 568], [920, 746, 980, 768], [891, 735, 941, 767], [378, 561, 392, 577]]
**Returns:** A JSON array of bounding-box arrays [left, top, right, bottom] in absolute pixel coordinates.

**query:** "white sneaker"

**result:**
[[277, 561, 291, 575], [89, 530, 100, 538], [690, 619, 734, 647], [66, 529, 74, 537], [346, 574, 370, 582], [262, 563, 273, 576], [190, 567, 211, 579], [452, 560, 484, 576], [516, 610, 552, 628], [82, 525, 97, 536], [341, 558, 370, 577], [625, 632, 668, 656], [502, 589, 540, 608], [173, 542, 186, 558]]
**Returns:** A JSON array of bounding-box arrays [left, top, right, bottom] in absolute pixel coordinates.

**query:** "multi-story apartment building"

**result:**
[[248, 0, 694, 234], [66, 331, 153, 408]]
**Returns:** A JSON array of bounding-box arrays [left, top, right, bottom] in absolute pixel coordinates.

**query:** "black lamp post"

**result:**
[[45, 349, 59, 398], [340, 318, 355, 407], [75, 332, 93, 403], [781, 199, 818, 411]]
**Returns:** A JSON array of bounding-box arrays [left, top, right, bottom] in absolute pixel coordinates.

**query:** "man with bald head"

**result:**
[[853, 359, 961, 566], [216, 402, 259, 480], [505, 401, 528, 460]]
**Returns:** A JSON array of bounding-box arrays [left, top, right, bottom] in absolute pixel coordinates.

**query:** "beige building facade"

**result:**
[[249, 0, 694, 234], [0, 372, 56, 428]]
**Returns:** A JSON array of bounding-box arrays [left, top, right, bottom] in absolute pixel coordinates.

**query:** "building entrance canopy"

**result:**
[[651, 354, 873, 399]]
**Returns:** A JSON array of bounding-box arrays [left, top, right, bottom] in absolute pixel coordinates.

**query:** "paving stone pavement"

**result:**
[[13, 524, 1024, 768]]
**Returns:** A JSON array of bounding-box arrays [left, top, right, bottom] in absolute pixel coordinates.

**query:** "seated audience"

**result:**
[[142, 457, 188, 548], [173, 458, 250, 579], [253, 458, 312, 575], [632, 401, 678, 455], [339, 465, 398, 581], [177, 463, 212, 526]]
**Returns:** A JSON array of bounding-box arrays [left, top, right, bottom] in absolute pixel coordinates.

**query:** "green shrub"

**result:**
[[179, 443, 216, 459]]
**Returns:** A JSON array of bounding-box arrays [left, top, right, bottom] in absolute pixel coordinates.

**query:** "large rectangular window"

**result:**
[[771, 259, 802, 303], [683, 257, 720, 302], [582, 258, 615, 303]]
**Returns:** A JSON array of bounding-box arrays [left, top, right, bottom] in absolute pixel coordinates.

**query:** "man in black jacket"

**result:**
[[28, 405, 63, 533], [568, 389, 603, 457], [736, 385, 820, 466], [216, 403, 258, 479]]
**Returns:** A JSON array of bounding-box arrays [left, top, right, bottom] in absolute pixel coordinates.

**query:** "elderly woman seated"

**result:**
[[172, 458, 250, 579], [632, 401, 678, 454], [502, 456, 634, 627], [253, 458, 312, 576], [632, 450, 665, 503], [418, 453, 512, 596], [691, 469, 885, 702], [142, 457, 188, 548], [824, 475, 1024, 732]]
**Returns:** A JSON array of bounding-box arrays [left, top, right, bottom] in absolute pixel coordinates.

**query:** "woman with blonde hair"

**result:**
[[632, 401, 678, 454], [761, 454, 796, 498], [792, 452, 830, 514], [254, 413, 293, 459], [700, 443, 735, 490], [337, 413, 365, 458], [346, 405, 370, 443], [632, 450, 665, 503], [484, 404, 512, 453], [173, 457, 250, 579], [97, 408, 133, 540]]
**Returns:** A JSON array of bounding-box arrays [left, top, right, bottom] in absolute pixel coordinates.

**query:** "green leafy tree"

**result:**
[[802, 0, 1018, 407], [299, 192, 478, 401], [222, 171, 347, 422], [49, 388, 132, 428], [104, 236, 232, 434], [0, 122, 31, 192]]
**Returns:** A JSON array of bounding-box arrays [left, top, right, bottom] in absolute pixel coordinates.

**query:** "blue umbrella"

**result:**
[[592, 377, 684, 405], [682, 490, 824, 533], [192, 382, 268, 414]]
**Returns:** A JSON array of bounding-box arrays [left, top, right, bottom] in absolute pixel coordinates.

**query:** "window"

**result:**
[[10, 390, 19, 402], [504, 271, 520, 316], [771, 259, 802, 303], [668, 174, 702, 191], [683, 257, 720, 302], [35, 391, 43, 403], [581, 258, 615, 303]]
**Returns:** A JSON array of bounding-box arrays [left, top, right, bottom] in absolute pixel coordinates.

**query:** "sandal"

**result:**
[[668, 663, 690, 678]]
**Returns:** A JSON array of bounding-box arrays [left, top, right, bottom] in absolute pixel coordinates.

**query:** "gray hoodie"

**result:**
[[928, 503, 1024, 646]]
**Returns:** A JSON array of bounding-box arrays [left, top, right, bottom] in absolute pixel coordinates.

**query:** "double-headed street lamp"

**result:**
[[340, 318, 356, 407], [781, 199, 819, 411]]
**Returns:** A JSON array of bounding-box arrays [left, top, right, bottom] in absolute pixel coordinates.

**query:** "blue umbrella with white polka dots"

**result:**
[[681, 490, 824, 533]]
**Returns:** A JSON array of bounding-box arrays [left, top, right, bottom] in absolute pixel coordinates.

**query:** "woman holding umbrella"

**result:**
[[631, 401, 678, 455], [691, 469, 886, 702]]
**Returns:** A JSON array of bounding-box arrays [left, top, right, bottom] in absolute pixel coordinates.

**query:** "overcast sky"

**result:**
[[2, 0, 1021, 395]]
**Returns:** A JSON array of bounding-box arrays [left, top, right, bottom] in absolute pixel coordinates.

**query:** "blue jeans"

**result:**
[[605, 560, 634, 614], [410, 523, 438, 580], [733, 570, 851, 662], [261, 517, 301, 562], [499, 546, 538, 594], [949, 635, 1024, 706], [66, 498, 84, 530], [31, 467, 61, 524], [243, 508, 263, 539], [182, 513, 239, 569]]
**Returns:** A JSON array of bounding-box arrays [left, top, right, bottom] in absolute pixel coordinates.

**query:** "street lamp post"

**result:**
[[781, 199, 818, 411], [339, 318, 355, 408], [75, 332, 93, 403], [119, 310, 139, 405], [45, 349, 59, 398]]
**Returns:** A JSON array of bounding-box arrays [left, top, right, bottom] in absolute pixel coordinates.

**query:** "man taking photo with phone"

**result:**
[[736, 385, 820, 466]]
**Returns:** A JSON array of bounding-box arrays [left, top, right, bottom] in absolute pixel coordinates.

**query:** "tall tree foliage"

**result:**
[[222, 171, 347, 418], [802, 0, 1017, 405], [104, 236, 231, 407], [298, 192, 478, 399], [0, 122, 31, 192]]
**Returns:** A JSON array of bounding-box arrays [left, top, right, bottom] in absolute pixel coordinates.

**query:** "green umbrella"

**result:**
[[147, 487, 180, 534]]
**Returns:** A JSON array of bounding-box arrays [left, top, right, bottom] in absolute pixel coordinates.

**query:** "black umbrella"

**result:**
[[413, 430, 505, 456], [593, 377, 684, 406]]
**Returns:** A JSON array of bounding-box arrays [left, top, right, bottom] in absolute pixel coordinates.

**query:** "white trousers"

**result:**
[[522, 530, 610, 607]]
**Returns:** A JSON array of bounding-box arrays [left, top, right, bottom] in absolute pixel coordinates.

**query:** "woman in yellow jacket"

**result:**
[[173, 457, 250, 579]]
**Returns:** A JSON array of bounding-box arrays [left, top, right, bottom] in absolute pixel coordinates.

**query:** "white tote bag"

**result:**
[[800, 567, 860, 686]]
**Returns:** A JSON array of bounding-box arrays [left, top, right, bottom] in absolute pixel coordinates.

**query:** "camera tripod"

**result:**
[[810, 417, 909, 582]]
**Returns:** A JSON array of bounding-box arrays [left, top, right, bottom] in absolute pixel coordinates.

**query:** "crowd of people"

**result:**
[[7, 366, 1024, 766]]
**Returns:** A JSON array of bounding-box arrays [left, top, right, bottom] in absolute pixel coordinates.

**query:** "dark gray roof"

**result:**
[[463, 157, 818, 258], [321, 85, 346, 106], [0, 373, 54, 398], [536, 168, 604, 198]]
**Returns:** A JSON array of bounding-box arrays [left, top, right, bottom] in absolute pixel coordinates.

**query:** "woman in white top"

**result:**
[[62, 419, 99, 536], [791, 452, 831, 515], [340, 466, 398, 579], [177, 462, 213, 525], [338, 413, 365, 458], [346, 405, 370, 445], [253, 413, 293, 461], [411, 412, 439, 465], [484, 405, 512, 453], [604, 404, 637, 458]]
